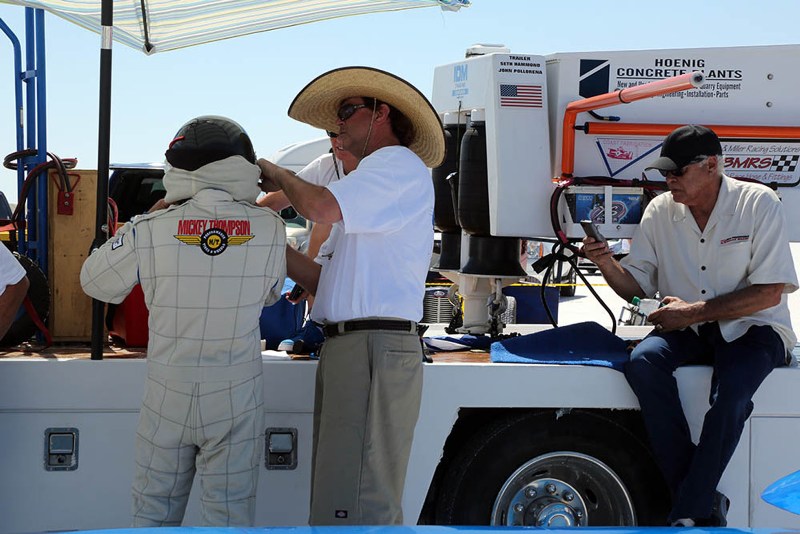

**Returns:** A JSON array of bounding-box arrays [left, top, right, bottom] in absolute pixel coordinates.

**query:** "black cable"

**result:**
[[5, 152, 78, 227], [3, 149, 37, 170], [587, 110, 620, 122], [533, 240, 618, 334], [574, 262, 618, 335]]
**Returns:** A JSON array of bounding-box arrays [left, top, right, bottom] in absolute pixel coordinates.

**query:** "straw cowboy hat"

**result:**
[[288, 66, 445, 168]]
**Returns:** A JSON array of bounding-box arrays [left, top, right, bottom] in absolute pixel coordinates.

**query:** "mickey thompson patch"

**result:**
[[174, 219, 255, 256], [174, 228, 254, 256]]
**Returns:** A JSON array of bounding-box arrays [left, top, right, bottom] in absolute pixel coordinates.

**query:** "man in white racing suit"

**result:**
[[81, 116, 286, 526]]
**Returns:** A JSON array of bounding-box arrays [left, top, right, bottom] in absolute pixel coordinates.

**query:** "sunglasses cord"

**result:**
[[360, 99, 379, 159]]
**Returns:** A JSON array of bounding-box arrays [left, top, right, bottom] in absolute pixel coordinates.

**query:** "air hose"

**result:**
[[2, 150, 77, 243]]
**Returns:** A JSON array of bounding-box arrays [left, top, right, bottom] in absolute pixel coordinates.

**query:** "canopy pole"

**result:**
[[90, 0, 113, 360]]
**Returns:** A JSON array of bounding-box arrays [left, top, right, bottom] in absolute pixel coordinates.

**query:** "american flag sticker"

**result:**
[[499, 84, 543, 108]]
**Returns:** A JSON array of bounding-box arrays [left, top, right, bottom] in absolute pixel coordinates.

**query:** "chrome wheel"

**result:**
[[490, 451, 636, 526]]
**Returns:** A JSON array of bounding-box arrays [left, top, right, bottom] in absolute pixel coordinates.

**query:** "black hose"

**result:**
[[534, 240, 618, 335], [4, 151, 78, 228]]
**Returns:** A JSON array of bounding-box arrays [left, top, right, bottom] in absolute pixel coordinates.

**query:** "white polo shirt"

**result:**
[[310, 145, 434, 324], [297, 152, 342, 187], [622, 175, 798, 350], [0, 245, 25, 295]]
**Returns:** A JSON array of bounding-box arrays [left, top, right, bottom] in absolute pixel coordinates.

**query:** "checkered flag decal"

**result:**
[[772, 155, 799, 172]]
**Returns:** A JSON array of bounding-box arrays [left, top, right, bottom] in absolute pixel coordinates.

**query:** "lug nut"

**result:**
[[514, 503, 524, 513], [546, 483, 556, 494], [525, 487, 537, 498], [564, 492, 574, 502]]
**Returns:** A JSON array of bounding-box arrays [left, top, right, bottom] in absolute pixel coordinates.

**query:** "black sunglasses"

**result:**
[[336, 103, 367, 122], [326, 131, 339, 139], [659, 156, 708, 178]]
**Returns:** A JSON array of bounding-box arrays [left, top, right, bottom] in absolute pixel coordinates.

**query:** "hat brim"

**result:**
[[644, 156, 679, 172], [288, 67, 445, 168]]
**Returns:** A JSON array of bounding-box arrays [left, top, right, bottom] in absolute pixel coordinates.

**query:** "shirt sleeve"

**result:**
[[263, 233, 287, 307], [297, 154, 336, 187], [747, 191, 798, 293], [0, 245, 26, 295], [80, 221, 141, 304]]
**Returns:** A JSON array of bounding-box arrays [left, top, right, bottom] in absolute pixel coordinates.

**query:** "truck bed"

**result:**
[[0, 343, 492, 363]]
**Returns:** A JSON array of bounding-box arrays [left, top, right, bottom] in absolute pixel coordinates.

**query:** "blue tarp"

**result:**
[[490, 321, 631, 372]]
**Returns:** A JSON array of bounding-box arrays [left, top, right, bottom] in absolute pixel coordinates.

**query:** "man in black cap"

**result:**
[[583, 125, 797, 526]]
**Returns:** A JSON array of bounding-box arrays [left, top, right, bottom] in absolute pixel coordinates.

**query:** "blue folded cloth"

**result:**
[[490, 321, 630, 372]]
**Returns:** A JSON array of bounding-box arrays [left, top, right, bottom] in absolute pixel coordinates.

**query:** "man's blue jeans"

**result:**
[[625, 322, 785, 523]]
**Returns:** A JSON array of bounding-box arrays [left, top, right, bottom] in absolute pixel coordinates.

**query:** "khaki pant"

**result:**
[[309, 329, 423, 525]]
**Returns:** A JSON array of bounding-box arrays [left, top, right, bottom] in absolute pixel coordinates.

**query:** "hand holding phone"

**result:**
[[580, 220, 607, 245], [287, 283, 305, 302]]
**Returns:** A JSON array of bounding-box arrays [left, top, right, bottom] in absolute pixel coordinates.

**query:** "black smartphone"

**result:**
[[288, 283, 305, 301], [580, 220, 607, 244]]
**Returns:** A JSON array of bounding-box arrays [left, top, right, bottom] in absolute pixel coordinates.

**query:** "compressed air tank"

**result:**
[[431, 123, 464, 271], [456, 120, 490, 235], [456, 118, 525, 277]]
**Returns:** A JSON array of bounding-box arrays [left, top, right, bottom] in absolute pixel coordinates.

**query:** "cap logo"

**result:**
[[168, 135, 185, 149]]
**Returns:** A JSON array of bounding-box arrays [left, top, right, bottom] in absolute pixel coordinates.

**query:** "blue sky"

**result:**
[[1, 0, 799, 202]]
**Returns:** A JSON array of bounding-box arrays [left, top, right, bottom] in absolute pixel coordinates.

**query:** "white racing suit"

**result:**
[[81, 156, 286, 526]]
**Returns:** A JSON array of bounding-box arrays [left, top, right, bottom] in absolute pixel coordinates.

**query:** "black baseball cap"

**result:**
[[645, 125, 722, 173]]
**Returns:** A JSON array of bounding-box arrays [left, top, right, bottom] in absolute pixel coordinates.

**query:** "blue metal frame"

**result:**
[[0, 14, 24, 241], [0, 7, 48, 273], [26, 8, 48, 272]]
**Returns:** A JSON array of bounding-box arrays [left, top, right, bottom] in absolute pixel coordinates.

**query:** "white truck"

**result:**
[[3, 44, 800, 533]]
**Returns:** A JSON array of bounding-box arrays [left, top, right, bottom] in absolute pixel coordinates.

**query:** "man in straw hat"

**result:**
[[258, 66, 444, 525], [583, 125, 797, 527]]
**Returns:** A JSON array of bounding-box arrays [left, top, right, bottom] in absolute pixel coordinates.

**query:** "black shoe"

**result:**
[[277, 321, 324, 354], [670, 492, 729, 528], [710, 491, 730, 527]]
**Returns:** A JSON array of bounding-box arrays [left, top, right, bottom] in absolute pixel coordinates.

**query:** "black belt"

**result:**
[[323, 319, 418, 338]]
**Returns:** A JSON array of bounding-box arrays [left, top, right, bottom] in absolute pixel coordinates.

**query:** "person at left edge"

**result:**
[[0, 244, 29, 340], [80, 116, 286, 526]]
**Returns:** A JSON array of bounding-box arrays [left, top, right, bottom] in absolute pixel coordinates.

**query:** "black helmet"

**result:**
[[165, 115, 256, 171]]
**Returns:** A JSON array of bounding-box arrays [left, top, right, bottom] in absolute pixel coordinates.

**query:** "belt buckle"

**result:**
[[324, 321, 344, 338]]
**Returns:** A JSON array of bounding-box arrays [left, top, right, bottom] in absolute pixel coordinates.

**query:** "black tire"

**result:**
[[0, 252, 50, 347], [560, 265, 577, 297], [434, 410, 669, 527]]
